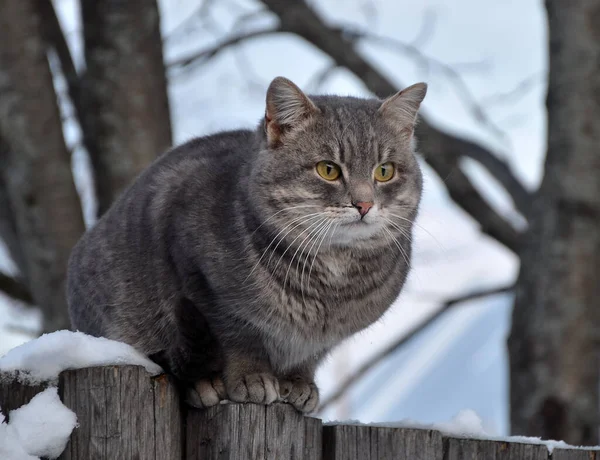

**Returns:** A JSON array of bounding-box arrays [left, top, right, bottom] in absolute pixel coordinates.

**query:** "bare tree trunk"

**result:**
[[0, 1, 86, 331], [0, 139, 27, 277], [509, 0, 600, 444], [81, 0, 172, 217]]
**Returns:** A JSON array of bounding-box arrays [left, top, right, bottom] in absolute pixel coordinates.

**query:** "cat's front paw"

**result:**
[[227, 372, 279, 405], [186, 376, 227, 409], [279, 377, 319, 413]]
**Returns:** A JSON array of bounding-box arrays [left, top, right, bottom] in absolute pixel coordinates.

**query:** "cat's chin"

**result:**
[[330, 221, 383, 246]]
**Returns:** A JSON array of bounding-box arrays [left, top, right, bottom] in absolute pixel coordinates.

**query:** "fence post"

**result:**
[[443, 437, 548, 460], [58, 365, 182, 460], [322, 424, 443, 460], [186, 402, 322, 460], [0, 371, 47, 419]]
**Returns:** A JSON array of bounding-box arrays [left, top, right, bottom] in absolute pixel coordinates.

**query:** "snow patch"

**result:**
[[0, 330, 162, 384], [430, 409, 488, 437], [329, 409, 600, 454], [0, 388, 77, 460]]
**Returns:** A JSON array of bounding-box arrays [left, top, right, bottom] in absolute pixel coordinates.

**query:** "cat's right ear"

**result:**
[[379, 82, 427, 138], [265, 77, 319, 147]]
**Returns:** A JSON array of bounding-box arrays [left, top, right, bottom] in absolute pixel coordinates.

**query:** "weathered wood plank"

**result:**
[[265, 402, 303, 458], [58, 365, 182, 460], [0, 371, 47, 419], [187, 402, 322, 460], [304, 413, 323, 459], [153, 374, 183, 459], [323, 424, 443, 460], [552, 449, 600, 459], [443, 437, 548, 460]]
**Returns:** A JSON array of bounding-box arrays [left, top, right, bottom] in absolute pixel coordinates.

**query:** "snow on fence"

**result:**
[[1, 364, 599, 459]]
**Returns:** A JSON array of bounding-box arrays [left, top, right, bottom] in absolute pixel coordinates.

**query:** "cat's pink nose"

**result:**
[[353, 201, 373, 217]]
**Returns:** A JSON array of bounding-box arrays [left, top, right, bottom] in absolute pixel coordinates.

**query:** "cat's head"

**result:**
[[250, 76, 426, 247]]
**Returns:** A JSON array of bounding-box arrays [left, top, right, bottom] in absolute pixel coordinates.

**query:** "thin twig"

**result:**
[[167, 28, 281, 70], [339, 26, 510, 149], [164, 0, 222, 43], [409, 8, 438, 48], [4, 324, 40, 338], [317, 284, 514, 413], [480, 73, 544, 107], [306, 63, 338, 92]]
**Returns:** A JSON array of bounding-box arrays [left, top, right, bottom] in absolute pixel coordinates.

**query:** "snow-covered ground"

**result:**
[[0, 0, 546, 437]]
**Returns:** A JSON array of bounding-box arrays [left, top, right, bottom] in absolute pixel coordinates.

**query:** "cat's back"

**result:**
[[72, 128, 254, 261], [152, 129, 254, 182], [67, 129, 254, 337]]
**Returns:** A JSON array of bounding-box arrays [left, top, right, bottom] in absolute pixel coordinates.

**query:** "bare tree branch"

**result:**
[[420, 135, 522, 251], [354, 29, 509, 146], [434, 133, 532, 219], [165, 0, 238, 43], [0, 272, 33, 304], [409, 8, 438, 48], [317, 284, 514, 413], [306, 63, 338, 92], [36, 0, 83, 118], [260, 0, 528, 251], [481, 73, 544, 107], [168, 28, 281, 70], [4, 324, 39, 338]]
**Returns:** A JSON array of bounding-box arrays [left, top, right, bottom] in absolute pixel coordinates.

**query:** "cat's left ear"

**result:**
[[378, 82, 427, 135], [265, 77, 319, 147]]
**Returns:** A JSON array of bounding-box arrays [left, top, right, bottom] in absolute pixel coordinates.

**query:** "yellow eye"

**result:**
[[374, 162, 395, 182], [316, 161, 341, 181]]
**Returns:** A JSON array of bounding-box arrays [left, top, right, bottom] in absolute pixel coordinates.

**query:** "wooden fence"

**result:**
[[1, 365, 598, 459]]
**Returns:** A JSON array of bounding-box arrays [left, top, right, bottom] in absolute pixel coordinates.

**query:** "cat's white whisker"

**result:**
[[383, 218, 413, 242], [306, 220, 336, 296], [245, 212, 323, 282], [327, 221, 341, 251], [249, 204, 323, 237], [387, 212, 444, 250], [264, 213, 326, 271], [382, 223, 412, 270], [289, 218, 329, 283], [262, 215, 327, 296], [300, 219, 332, 303], [282, 218, 328, 291]]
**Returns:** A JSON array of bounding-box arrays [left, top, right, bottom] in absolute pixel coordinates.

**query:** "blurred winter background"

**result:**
[[0, 0, 547, 437]]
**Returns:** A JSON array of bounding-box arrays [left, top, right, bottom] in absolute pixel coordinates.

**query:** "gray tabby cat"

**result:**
[[67, 77, 426, 413]]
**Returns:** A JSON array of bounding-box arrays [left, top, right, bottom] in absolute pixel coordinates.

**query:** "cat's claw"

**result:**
[[227, 372, 279, 405], [279, 377, 319, 413], [186, 376, 227, 409]]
